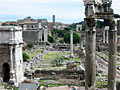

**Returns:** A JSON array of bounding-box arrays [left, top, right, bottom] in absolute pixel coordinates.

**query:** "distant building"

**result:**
[[2, 21, 17, 26], [17, 17, 44, 30], [48, 22, 53, 35], [22, 30, 42, 44], [54, 22, 69, 30], [53, 15, 55, 25]]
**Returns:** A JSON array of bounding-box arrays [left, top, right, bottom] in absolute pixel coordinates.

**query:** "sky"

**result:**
[[0, 0, 119, 24]]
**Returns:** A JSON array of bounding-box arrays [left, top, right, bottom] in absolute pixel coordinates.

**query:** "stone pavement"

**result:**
[[18, 83, 36, 90], [46, 86, 84, 90], [46, 86, 107, 90], [0, 86, 7, 90]]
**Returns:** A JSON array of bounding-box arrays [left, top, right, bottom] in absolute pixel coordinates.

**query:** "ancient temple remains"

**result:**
[[83, 0, 117, 90], [0, 26, 25, 86]]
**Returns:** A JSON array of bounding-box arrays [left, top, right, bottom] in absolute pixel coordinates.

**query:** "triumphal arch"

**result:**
[[83, 0, 117, 90], [0, 26, 24, 86]]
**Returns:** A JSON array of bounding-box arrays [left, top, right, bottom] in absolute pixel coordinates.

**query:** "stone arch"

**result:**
[[2, 63, 10, 82]]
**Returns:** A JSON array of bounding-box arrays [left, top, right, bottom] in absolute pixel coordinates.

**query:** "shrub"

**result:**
[[23, 53, 30, 62], [27, 43, 33, 48], [51, 57, 64, 67]]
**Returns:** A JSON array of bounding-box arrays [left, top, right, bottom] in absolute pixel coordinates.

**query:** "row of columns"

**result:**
[[85, 18, 117, 90], [39, 29, 48, 43]]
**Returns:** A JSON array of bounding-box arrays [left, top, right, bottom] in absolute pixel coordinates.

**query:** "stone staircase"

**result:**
[[0, 85, 7, 90]]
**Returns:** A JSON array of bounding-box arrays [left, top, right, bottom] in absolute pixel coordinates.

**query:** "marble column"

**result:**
[[104, 26, 109, 44], [81, 40, 84, 49], [103, 30, 105, 43], [46, 29, 48, 42], [10, 46, 15, 82], [70, 30, 74, 58], [108, 20, 117, 90], [44, 29, 48, 42], [85, 18, 96, 90], [10, 46, 14, 72], [40, 30, 43, 42], [44, 29, 46, 42], [106, 30, 109, 43]]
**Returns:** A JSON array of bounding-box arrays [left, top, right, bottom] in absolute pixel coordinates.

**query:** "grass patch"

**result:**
[[96, 76, 107, 88], [74, 56, 81, 61], [39, 83, 68, 87], [23, 49, 43, 59], [4, 85, 18, 90], [43, 51, 69, 60], [99, 52, 108, 60]]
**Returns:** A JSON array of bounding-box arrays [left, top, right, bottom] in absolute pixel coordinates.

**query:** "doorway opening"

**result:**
[[3, 63, 10, 82]]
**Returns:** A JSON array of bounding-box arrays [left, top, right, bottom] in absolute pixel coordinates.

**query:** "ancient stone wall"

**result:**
[[22, 30, 41, 44]]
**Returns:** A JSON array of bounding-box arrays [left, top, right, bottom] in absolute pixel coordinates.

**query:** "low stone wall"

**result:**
[[34, 70, 85, 85]]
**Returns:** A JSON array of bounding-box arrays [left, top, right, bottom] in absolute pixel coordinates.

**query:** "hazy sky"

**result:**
[[0, 0, 119, 24]]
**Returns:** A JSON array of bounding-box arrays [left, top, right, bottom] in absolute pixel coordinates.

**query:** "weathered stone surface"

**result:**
[[23, 30, 42, 44], [0, 26, 24, 87]]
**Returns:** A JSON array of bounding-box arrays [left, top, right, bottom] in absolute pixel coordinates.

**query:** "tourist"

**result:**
[[46, 84, 48, 88], [37, 84, 41, 90], [72, 87, 76, 90]]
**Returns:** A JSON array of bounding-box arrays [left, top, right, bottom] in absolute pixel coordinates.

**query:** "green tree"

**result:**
[[114, 14, 120, 19], [27, 43, 33, 48], [96, 20, 103, 28], [23, 53, 30, 62], [48, 35, 54, 43], [51, 29, 67, 38], [63, 32, 80, 44], [2, 23, 7, 26]]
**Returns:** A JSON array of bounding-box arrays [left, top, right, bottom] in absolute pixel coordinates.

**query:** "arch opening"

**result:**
[[3, 63, 10, 82]]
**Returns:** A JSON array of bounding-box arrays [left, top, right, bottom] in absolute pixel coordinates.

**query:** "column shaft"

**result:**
[[44, 29, 46, 42], [103, 30, 105, 43], [10, 46, 13, 72], [85, 18, 96, 90], [41, 31, 43, 42], [46, 29, 48, 42], [70, 30, 73, 57], [106, 30, 109, 43], [108, 30, 117, 90]]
